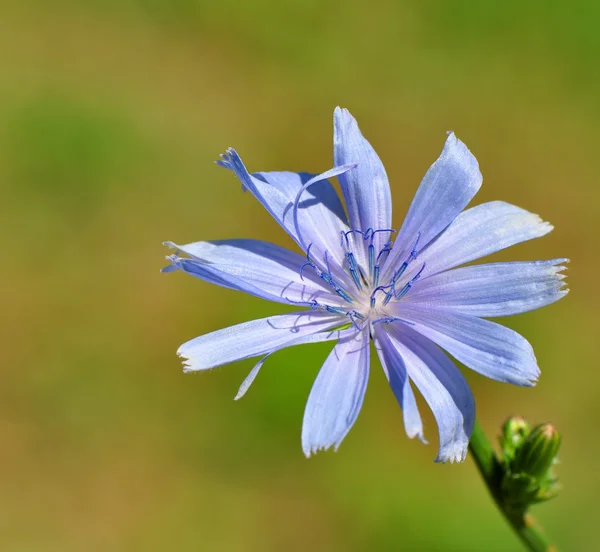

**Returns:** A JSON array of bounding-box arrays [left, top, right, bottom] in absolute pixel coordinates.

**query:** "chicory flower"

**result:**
[[163, 107, 568, 462]]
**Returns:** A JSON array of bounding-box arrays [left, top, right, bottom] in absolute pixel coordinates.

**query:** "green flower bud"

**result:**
[[512, 423, 561, 479], [500, 416, 530, 463]]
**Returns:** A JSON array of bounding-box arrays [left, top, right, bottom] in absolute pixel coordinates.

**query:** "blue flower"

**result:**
[[163, 107, 568, 463]]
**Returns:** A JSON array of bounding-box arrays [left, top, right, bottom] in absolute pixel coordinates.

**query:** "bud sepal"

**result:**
[[498, 419, 562, 513]]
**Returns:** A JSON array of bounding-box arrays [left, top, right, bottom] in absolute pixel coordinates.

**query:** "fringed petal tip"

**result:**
[[408, 429, 429, 445], [161, 253, 181, 273], [160, 243, 181, 272], [554, 258, 570, 293], [176, 347, 196, 373], [161, 263, 179, 273], [302, 442, 341, 458], [522, 361, 541, 388], [435, 441, 469, 464], [215, 149, 236, 170]]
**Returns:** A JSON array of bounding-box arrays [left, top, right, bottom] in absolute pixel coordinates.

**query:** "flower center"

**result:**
[[299, 228, 425, 330]]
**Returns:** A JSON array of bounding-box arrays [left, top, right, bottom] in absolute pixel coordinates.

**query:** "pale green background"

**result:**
[[0, 1, 596, 550]]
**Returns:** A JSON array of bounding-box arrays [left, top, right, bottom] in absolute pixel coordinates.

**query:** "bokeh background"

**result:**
[[1, 1, 597, 550]]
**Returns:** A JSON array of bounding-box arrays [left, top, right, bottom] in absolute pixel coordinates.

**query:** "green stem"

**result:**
[[469, 420, 556, 552]]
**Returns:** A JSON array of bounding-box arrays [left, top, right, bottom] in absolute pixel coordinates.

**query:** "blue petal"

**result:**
[[163, 239, 341, 307], [253, 170, 347, 224], [385, 323, 475, 463], [395, 305, 540, 386], [302, 330, 370, 456], [333, 107, 392, 255], [383, 132, 482, 280], [407, 259, 569, 317], [399, 201, 554, 282], [218, 149, 352, 265], [372, 326, 425, 443], [178, 311, 343, 372]]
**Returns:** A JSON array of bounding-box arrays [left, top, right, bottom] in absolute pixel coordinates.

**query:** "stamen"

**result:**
[[382, 288, 395, 306], [373, 240, 393, 287], [346, 252, 363, 290], [394, 263, 426, 300], [372, 317, 415, 326], [370, 228, 396, 239], [335, 287, 354, 303], [323, 251, 354, 303], [344, 229, 369, 241], [299, 243, 317, 281], [347, 310, 364, 331], [371, 285, 393, 308], [386, 232, 423, 294]]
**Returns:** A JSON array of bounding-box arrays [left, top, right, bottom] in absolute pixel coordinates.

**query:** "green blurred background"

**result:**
[[0, 1, 596, 550]]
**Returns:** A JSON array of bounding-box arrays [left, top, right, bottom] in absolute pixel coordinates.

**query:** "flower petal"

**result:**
[[383, 132, 482, 279], [372, 325, 425, 442], [385, 323, 475, 463], [217, 149, 351, 264], [178, 311, 342, 372], [402, 201, 554, 281], [407, 259, 569, 317], [163, 239, 341, 307], [333, 107, 392, 254], [302, 330, 370, 456], [394, 305, 540, 386]]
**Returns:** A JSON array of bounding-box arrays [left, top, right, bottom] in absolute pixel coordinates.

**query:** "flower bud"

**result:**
[[500, 416, 529, 450], [512, 423, 561, 479]]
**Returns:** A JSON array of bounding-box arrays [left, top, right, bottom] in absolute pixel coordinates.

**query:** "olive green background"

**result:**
[[1, 1, 597, 550]]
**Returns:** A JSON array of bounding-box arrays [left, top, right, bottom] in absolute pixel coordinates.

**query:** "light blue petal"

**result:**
[[407, 259, 569, 317], [234, 325, 357, 400], [178, 311, 342, 372], [217, 149, 352, 266], [397, 201, 554, 283], [383, 132, 482, 280], [394, 305, 540, 386], [252, 171, 347, 223], [333, 107, 392, 255], [163, 239, 341, 307], [372, 326, 425, 443], [385, 323, 475, 463], [302, 330, 370, 456]]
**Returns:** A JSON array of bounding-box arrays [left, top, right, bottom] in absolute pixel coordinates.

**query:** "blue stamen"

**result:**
[[346, 252, 362, 290], [300, 244, 318, 281], [372, 317, 415, 326], [394, 263, 426, 300], [344, 229, 368, 240], [391, 262, 409, 285], [300, 261, 315, 281], [347, 310, 364, 330], [394, 282, 411, 300], [370, 285, 393, 308], [317, 251, 353, 303], [383, 289, 394, 306], [370, 228, 396, 241], [336, 287, 354, 303], [373, 265, 380, 288], [325, 305, 346, 315], [376, 241, 394, 264], [340, 230, 349, 248], [368, 244, 375, 277]]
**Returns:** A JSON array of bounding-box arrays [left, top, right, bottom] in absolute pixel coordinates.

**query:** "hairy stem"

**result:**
[[469, 420, 556, 552]]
